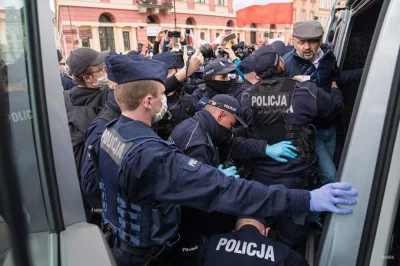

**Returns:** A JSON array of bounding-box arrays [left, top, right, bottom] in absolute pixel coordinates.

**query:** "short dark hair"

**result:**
[[115, 80, 160, 111], [72, 66, 92, 86]]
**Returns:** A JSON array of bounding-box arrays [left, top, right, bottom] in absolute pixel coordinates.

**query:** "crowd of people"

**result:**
[[2, 19, 363, 266]]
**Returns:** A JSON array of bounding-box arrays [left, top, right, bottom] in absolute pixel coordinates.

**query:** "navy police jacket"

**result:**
[[81, 89, 121, 195], [169, 109, 267, 167], [97, 114, 311, 248], [240, 80, 344, 179], [199, 225, 309, 266]]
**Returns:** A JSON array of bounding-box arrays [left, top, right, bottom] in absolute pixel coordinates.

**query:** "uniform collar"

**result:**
[[193, 110, 220, 142], [106, 89, 121, 114], [239, 224, 262, 234]]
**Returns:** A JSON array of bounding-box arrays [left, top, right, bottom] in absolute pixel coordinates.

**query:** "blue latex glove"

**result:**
[[218, 164, 240, 179], [265, 141, 298, 163], [310, 182, 358, 214]]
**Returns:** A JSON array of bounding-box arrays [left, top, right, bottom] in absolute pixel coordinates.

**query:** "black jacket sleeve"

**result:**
[[165, 74, 184, 95], [153, 41, 160, 55], [230, 137, 267, 160], [315, 83, 344, 119]]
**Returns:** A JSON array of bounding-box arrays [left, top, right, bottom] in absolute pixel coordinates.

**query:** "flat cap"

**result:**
[[293, 20, 324, 40], [107, 54, 168, 85]]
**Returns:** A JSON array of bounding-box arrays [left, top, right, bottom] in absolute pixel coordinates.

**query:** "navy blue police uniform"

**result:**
[[169, 95, 268, 264], [199, 220, 309, 266], [235, 56, 255, 103], [190, 58, 237, 111], [97, 54, 311, 266], [240, 46, 344, 248], [152, 52, 196, 140]]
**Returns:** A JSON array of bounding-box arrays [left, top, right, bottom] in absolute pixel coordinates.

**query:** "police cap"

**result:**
[[237, 56, 254, 74], [252, 45, 280, 78], [208, 94, 248, 128], [270, 40, 286, 56], [68, 47, 111, 76], [203, 58, 237, 79], [104, 51, 118, 83], [293, 20, 324, 40], [107, 54, 168, 85], [237, 216, 268, 227], [152, 52, 184, 69]]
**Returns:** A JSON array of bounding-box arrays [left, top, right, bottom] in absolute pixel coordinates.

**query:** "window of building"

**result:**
[[227, 20, 234, 27], [250, 23, 257, 29], [123, 31, 130, 51], [237, 33, 240, 43], [200, 32, 205, 40], [81, 39, 90, 48], [301, 10, 306, 21], [186, 18, 192, 25], [217, 0, 224, 5], [99, 14, 112, 23], [99, 27, 115, 51], [147, 16, 155, 24], [250, 31, 256, 44], [196, 0, 206, 3], [216, 32, 220, 38], [310, 11, 315, 20]]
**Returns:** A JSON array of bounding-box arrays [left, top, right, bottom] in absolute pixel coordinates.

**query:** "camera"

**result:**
[[168, 31, 181, 38], [179, 44, 215, 61]]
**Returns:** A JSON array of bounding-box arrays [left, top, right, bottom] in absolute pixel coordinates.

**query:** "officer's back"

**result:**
[[200, 217, 309, 266]]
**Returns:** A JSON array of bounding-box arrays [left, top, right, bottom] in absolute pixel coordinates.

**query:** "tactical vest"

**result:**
[[249, 78, 315, 163], [98, 119, 180, 248]]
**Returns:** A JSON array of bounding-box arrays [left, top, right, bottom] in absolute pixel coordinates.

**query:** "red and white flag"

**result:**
[[233, 0, 294, 27]]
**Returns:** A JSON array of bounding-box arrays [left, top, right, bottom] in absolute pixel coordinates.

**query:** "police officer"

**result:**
[[152, 51, 202, 139], [98, 53, 357, 266], [199, 217, 309, 266], [168, 94, 298, 264], [191, 57, 237, 110], [235, 57, 257, 103], [240, 45, 345, 249]]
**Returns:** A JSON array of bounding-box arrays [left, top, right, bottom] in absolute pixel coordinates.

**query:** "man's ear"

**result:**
[[264, 227, 271, 237], [254, 74, 262, 81], [144, 94, 153, 108]]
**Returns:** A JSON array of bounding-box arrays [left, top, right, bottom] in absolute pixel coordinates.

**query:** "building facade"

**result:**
[[55, 0, 341, 57]]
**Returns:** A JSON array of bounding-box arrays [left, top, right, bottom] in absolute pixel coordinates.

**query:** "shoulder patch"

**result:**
[[100, 127, 133, 165]]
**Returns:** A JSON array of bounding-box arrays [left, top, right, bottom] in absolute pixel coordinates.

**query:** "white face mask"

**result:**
[[151, 94, 168, 124], [92, 75, 109, 88]]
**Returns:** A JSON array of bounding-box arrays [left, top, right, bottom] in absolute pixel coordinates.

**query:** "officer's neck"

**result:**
[[121, 110, 152, 127]]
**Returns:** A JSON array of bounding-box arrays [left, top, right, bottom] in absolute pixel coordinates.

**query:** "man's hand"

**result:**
[[310, 183, 357, 214], [265, 141, 297, 163], [223, 47, 236, 61], [180, 29, 186, 43], [175, 48, 204, 82], [293, 75, 304, 82], [332, 80, 339, 89]]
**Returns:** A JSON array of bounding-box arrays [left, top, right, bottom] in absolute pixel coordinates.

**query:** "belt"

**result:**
[[117, 242, 155, 257]]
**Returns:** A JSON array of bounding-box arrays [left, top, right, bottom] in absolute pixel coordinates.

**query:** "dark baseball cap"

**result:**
[[252, 45, 280, 77], [68, 47, 111, 76], [207, 94, 247, 128], [293, 20, 324, 40], [203, 58, 237, 79]]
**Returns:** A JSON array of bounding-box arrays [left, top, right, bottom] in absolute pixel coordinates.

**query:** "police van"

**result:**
[[0, 0, 399, 265]]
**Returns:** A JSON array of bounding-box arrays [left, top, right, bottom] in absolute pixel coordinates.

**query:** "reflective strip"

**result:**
[[117, 197, 141, 212], [102, 193, 107, 202], [99, 182, 105, 191], [119, 217, 141, 232], [102, 201, 108, 210], [117, 207, 139, 221], [118, 229, 140, 246]]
